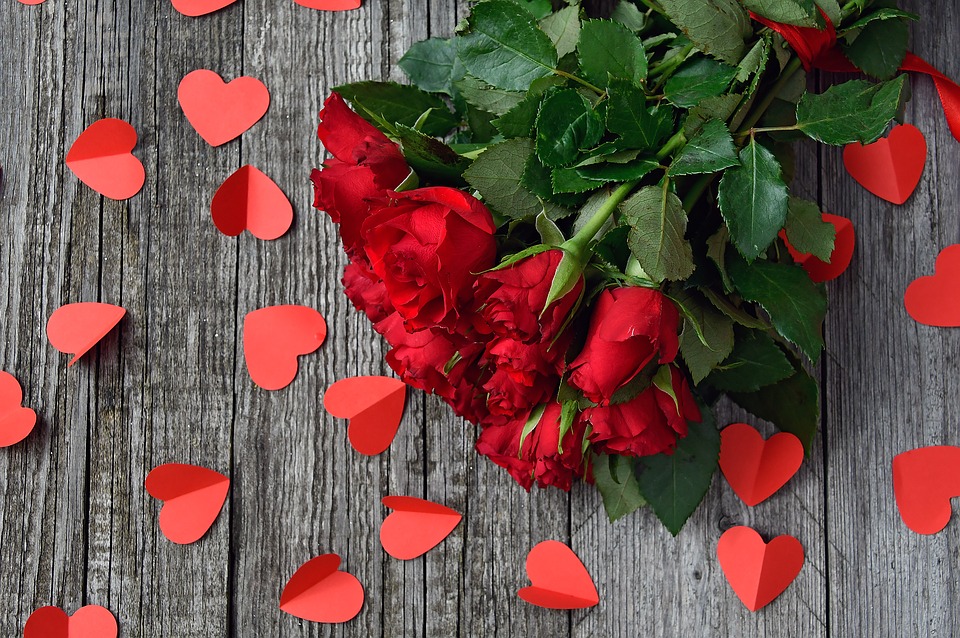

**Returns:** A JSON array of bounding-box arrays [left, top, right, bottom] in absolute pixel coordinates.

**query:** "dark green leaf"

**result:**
[[509, 0, 553, 19], [736, 36, 770, 83], [684, 94, 743, 137], [593, 454, 647, 522], [396, 124, 471, 183], [815, 0, 841, 25], [795, 76, 908, 145], [669, 119, 739, 177], [576, 159, 660, 182], [673, 288, 736, 384], [576, 19, 648, 87], [784, 196, 835, 261], [454, 76, 526, 116], [843, 17, 908, 80], [844, 7, 919, 31], [535, 88, 604, 167], [333, 81, 458, 137], [399, 38, 463, 96], [717, 138, 789, 261], [657, 0, 752, 64], [492, 76, 565, 138], [742, 0, 819, 27], [456, 0, 559, 91], [622, 184, 695, 282], [730, 358, 820, 452], [607, 81, 675, 150], [552, 167, 602, 193], [464, 138, 547, 219], [540, 5, 581, 57], [664, 57, 739, 108], [704, 329, 793, 392], [611, 0, 647, 31]]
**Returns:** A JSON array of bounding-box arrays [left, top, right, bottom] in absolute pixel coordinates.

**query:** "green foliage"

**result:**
[[593, 454, 647, 522], [576, 19, 648, 88], [674, 288, 736, 384], [843, 16, 909, 80], [621, 184, 695, 282], [742, 0, 819, 27], [657, 0, 752, 64], [607, 81, 675, 151], [784, 197, 835, 261], [455, 76, 526, 116], [539, 4, 581, 57], [664, 58, 739, 108], [333, 81, 458, 137], [704, 329, 794, 392], [464, 138, 547, 219], [399, 38, 462, 96], [796, 76, 908, 145], [535, 89, 604, 167], [668, 119, 739, 177]]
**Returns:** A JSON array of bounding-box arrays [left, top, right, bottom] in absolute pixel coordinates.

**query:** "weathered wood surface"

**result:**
[[0, 0, 956, 636]]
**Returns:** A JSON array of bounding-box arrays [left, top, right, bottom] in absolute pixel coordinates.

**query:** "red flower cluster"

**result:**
[[312, 93, 700, 491]]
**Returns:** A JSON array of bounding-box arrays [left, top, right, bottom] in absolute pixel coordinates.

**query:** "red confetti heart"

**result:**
[[211, 165, 293, 240], [380, 496, 462, 560], [243, 305, 326, 390], [719, 423, 804, 507], [0, 371, 36, 448], [46, 303, 126, 366], [280, 554, 364, 623], [170, 0, 238, 16], [324, 376, 406, 456], [904, 244, 960, 327], [65, 119, 145, 201], [717, 526, 804, 612], [18, 0, 45, 5], [293, 0, 361, 10], [178, 70, 269, 147], [24, 605, 117, 638], [518, 540, 599, 609], [893, 446, 960, 535], [145, 463, 229, 545], [843, 123, 926, 205], [781, 213, 855, 283]]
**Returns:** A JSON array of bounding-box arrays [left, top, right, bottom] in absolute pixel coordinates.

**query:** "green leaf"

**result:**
[[333, 81, 458, 137], [730, 358, 820, 452], [843, 17, 908, 80], [815, 0, 841, 27], [509, 0, 553, 19], [664, 57, 739, 108], [673, 288, 735, 384], [607, 81, 675, 150], [454, 75, 526, 116], [552, 167, 602, 193], [544, 249, 583, 309], [576, 159, 660, 183], [784, 196, 835, 261], [668, 119, 739, 177], [535, 89, 604, 167], [399, 38, 463, 96], [717, 138, 789, 261], [622, 184, 695, 282], [539, 5, 581, 58], [704, 329, 793, 392], [636, 404, 720, 535], [395, 125, 471, 183], [844, 7, 919, 31], [536, 211, 565, 245], [611, 0, 647, 31], [684, 94, 743, 137], [742, 0, 819, 27], [456, 0, 559, 91], [576, 19, 648, 88], [464, 138, 547, 219], [492, 76, 565, 138], [795, 76, 908, 145], [657, 0, 752, 64], [593, 454, 647, 522], [735, 36, 770, 83], [727, 253, 827, 361]]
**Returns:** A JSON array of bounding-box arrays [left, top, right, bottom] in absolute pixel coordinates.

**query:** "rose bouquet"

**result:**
[[311, 0, 917, 533]]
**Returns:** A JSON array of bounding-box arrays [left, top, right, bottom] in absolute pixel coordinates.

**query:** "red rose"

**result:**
[[342, 255, 393, 324], [311, 93, 409, 254], [568, 286, 679, 404], [749, 10, 836, 71], [363, 187, 497, 332], [475, 402, 589, 491], [481, 338, 562, 420], [584, 366, 701, 457]]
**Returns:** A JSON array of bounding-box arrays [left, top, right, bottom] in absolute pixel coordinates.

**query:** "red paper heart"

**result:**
[[293, 0, 362, 10], [719, 423, 804, 507], [380, 496, 462, 560], [46, 303, 126, 366], [170, 0, 239, 16], [24, 605, 117, 638], [145, 463, 229, 544], [781, 213, 855, 283], [518, 540, 599, 609], [243, 305, 326, 390], [0, 371, 37, 448], [18, 0, 45, 5], [65, 119, 145, 200], [211, 165, 293, 240], [843, 123, 926, 205], [904, 244, 960, 327], [323, 376, 406, 456], [893, 446, 960, 534], [178, 70, 270, 147], [280, 554, 364, 623], [717, 526, 804, 612]]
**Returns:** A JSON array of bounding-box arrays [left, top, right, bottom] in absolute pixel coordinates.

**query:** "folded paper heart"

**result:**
[[892, 446, 960, 535], [782, 213, 855, 283], [293, 0, 362, 10], [380, 496, 462, 560], [243, 305, 327, 390], [46, 303, 126, 366], [843, 123, 926, 205], [65, 119, 145, 200], [24, 605, 117, 638], [323, 376, 406, 456], [518, 540, 599, 609], [719, 423, 804, 507], [170, 0, 239, 16], [144, 463, 230, 544], [717, 526, 804, 612], [178, 70, 270, 147], [280, 554, 364, 623], [0, 371, 37, 448], [904, 244, 960, 327], [18, 0, 45, 5], [211, 165, 293, 240]]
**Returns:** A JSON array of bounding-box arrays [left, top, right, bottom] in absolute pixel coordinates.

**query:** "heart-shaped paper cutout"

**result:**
[[243, 305, 326, 390], [719, 423, 804, 507], [518, 540, 599, 609], [145, 463, 230, 544], [24, 605, 117, 638], [280, 554, 364, 623], [843, 123, 926, 205], [211, 165, 293, 240], [47, 303, 126, 366], [293, 0, 362, 10], [178, 70, 269, 147], [717, 526, 804, 612], [323, 376, 406, 456], [904, 244, 960, 327], [380, 496, 462, 560], [170, 0, 239, 17], [18, 0, 45, 5], [892, 446, 960, 534], [782, 213, 855, 283], [0, 371, 37, 448], [65, 119, 145, 200]]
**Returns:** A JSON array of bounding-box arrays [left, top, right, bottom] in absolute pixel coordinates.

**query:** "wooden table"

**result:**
[[1, 1, 957, 635]]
